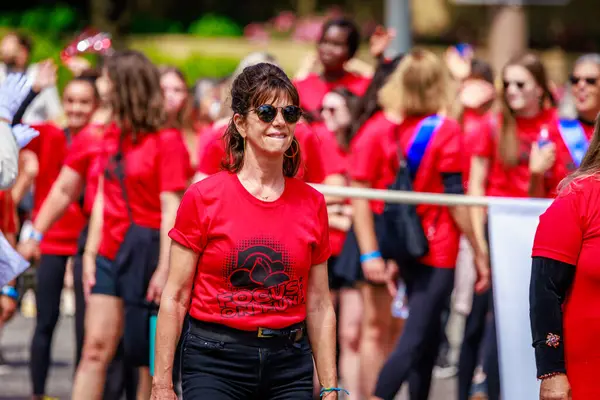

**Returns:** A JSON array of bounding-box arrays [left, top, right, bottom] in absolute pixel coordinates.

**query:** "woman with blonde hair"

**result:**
[[341, 48, 488, 400]]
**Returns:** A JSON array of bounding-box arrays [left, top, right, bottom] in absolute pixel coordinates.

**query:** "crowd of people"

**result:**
[[0, 14, 598, 400]]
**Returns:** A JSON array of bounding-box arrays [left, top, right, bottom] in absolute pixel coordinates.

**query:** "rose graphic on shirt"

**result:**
[[228, 245, 291, 289]]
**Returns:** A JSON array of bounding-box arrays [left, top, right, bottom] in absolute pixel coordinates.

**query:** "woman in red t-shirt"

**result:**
[[530, 54, 600, 196], [152, 63, 339, 400], [353, 49, 487, 400], [294, 18, 370, 119], [530, 123, 600, 399], [12, 71, 98, 399], [71, 51, 190, 400], [160, 66, 196, 178]]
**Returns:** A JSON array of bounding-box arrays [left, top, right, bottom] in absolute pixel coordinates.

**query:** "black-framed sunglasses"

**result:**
[[569, 75, 599, 86], [503, 80, 526, 90], [250, 105, 303, 124]]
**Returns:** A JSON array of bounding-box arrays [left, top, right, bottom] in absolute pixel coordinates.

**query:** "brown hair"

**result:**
[[498, 53, 556, 166], [222, 63, 301, 177], [559, 114, 600, 191], [105, 50, 166, 138], [159, 65, 194, 132], [378, 48, 450, 117]]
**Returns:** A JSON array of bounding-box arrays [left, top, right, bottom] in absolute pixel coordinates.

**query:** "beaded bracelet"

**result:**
[[320, 387, 350, 398], [538, 372, 566, 381]]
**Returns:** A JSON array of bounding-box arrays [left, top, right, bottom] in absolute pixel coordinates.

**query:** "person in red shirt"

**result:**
[[467, 53, 558, 400], [530, 54, 600, 195], [530, 125, 600, 399], [318, 86, 361, 396], [11, 71, 96, 400], [160, 66, 197, 179], [294, 18, 370, 119], [70, 51, 190, 400], [345, 49, 487, 400], [151, 63, 339, 400]]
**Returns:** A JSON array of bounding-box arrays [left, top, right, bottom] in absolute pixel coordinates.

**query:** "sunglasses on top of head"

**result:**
[[250, 105, 303, 124], [569, 75, 599, 86], [503, 80, 526, 90]]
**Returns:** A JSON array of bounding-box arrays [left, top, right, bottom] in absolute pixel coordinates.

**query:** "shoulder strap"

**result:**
[[405, 115, 444, 178], [112, 140, 134, 223], [557, 119, 589, 168], [63, 127, 72, 146]]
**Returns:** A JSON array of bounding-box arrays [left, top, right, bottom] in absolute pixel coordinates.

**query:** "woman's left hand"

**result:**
[[150, 385, 178, 400], [146, 265, 169, 305]]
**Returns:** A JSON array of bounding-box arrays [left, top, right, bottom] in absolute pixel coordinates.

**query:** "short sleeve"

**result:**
[[64, 127, 102, 177], [0, 191, 16, 234], [197, 131, 225, 175], [532, 189, 583, 265], [169, 185, 207, 253], [436, 120, 463, 173], [298, 125, 326, 183], [159, 130, 190, 193], [312, 195, 331, 265], [348, 121, 384, 184]]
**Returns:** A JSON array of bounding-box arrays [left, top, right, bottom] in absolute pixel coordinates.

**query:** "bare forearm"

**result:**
[[529, 173, 546, 198], [158, 195, 180, 270], [450, 205, 480, 254], [85, 194, 103, 254], [352, 199, 378, 254], [153, 295, 188, 386], [307, 300, 338, 388], [34, 185, 76, 234]]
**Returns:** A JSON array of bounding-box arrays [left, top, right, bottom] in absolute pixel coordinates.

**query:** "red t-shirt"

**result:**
[[349, 111, 400, 215], [532, 176, 600, 398], [552, 119, 595, 185], [0, 191, 16, 235], [317, 124, 349, 256], [169, 171, 331, 331], [294, 72, 371, 114], [395, 115, 463, 269], [27, 123, 86, 255], [462, 109, 498, 191], [98, 127, 190, 260], [484, 108, 560, 198], [63, 124, 106, 217], [196, 121, 326, 184]]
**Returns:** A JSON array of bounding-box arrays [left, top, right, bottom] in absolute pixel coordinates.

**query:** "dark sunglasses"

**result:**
[[503, 80, 525, 90], [250, 105, 303, 124], [569, 75, 599, 86]]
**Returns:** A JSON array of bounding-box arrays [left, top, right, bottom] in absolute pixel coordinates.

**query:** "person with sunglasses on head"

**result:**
[[151, 63, 339, 400], [71, 50, 190, 400], [529, 54, 600, 198]]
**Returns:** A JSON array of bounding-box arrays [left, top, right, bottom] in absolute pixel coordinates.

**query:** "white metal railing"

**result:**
[[310, 183, 553, 209]]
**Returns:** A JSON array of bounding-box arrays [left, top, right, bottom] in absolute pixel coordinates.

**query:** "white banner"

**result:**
[[0, 231, 30, 287], [488, 198, 552, 400]]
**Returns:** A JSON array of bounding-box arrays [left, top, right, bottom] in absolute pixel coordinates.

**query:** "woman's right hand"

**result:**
[[17, 239, 41, 262], [82, 252, 97, 300], [150, 385, 178, 400], [362, 256, 387, 283], [529, 142, 556, 175], [540, 374, 571, 400]]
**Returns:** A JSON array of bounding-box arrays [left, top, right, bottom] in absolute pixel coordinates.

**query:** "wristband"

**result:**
[[320, 387, 350, 397], [1, 286, 19, 300], [28, 229, 43, 242], [360, 250, 382, 263]]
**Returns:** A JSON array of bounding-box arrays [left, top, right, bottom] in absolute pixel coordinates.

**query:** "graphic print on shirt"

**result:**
[[218, 237, 304, 319]]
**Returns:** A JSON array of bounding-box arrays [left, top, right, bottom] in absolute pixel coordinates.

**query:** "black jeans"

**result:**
[[182, 322, 314, 399], [374, 264, 455, 400]]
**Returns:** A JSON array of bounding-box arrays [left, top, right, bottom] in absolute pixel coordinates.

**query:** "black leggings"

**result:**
[[30, 254, 69, 396], [374, 264, 455, 400]]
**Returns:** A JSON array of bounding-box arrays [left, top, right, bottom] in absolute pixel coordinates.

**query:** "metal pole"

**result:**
[[385, 0, 412, 56]]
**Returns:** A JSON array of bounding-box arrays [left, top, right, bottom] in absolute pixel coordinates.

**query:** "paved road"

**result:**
[[0, 315, 457, 400]]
